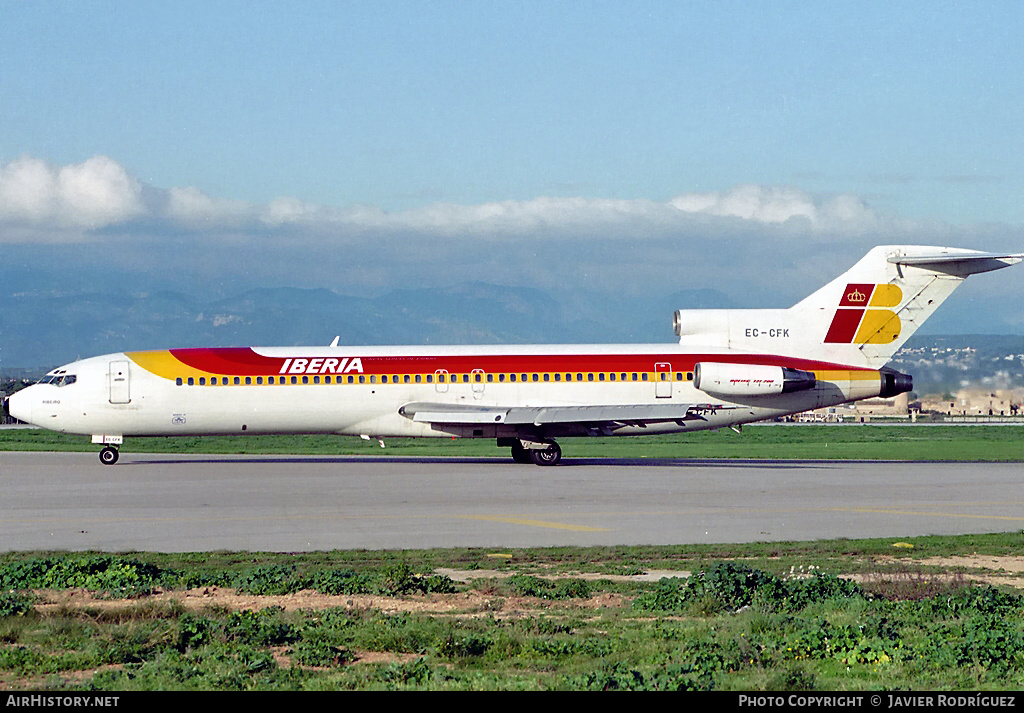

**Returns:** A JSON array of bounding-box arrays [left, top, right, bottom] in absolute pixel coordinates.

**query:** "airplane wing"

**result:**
[[399, 401, 735, 432]]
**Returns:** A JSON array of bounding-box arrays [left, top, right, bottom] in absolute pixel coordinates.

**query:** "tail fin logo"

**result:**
[[825, 283, 903, 344], [845, 287, 867, 304]]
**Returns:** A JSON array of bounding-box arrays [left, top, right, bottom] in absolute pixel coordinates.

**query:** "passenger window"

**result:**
[[510, 373, 517, 382], [587, 373, 594, 382], [543, 373, 550, 382], [187, 377, 195, 386], [532, 374, 539, 382], [609, 373, 616, 381], [359, 375, 366, 383], [257, 377, 263, 385], [199, 377, 206, 385], [176, 378, 183, 386], [404, 375, 411, 384], [235, 377, 242, 385], [487, 374, 494, 382], [599, 373, 605, 381]]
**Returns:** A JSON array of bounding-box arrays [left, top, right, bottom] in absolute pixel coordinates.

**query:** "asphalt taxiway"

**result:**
[[1, 451, 1021, 551]]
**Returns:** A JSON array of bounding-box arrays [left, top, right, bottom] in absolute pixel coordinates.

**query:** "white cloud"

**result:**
[[669, 184, 881, 232], [0, 155, 144, 229], [166, 186, 252, 225]]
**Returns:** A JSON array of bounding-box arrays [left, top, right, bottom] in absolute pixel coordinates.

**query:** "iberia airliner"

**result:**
[[5, 245, 1021, 465]]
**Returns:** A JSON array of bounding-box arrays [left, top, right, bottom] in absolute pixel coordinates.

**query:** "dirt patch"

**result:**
[[914, 555, 1024, 574], [866, 555, 1024, 589], [434, 568, 690, 583], [32, 585, 626, 619]]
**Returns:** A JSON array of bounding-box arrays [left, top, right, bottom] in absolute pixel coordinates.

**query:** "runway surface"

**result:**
[[1, 451, 1021, 552]]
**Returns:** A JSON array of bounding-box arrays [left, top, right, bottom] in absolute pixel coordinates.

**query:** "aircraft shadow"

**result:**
[[125, 455, 839, 469]]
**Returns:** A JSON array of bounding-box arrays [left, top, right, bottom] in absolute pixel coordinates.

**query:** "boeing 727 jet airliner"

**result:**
[[5, 245, 1021, 465]]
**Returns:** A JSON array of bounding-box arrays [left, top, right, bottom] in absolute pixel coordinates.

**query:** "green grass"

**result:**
[[2, 424, 1023, 461], [2, 536, 1024, 691]]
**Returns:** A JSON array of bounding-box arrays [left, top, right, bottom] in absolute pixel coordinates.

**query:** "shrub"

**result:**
[[232, 565, 310, 596], [0, 590, 34, 617], [291, 638, 353, 667], [224, 608, 297, 647], [0, 556, 161, 597], [311, 569, 373, 595]]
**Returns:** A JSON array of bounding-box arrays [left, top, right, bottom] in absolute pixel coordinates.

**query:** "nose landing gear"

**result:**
[[99, 446, 120, 465]]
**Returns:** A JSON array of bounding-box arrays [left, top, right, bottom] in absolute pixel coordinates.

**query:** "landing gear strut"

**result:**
[[99, 446, 120, 465]]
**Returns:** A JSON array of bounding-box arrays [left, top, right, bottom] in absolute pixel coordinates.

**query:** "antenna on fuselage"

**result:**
[[329, 336, 340, 347]]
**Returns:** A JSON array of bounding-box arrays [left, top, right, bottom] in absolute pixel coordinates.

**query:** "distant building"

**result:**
[[920, 388, 1023, 417]]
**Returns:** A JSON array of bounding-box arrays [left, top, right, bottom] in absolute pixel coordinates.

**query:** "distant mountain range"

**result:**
[[3, 284, 1021, 393], [0, 282, 734, 369]]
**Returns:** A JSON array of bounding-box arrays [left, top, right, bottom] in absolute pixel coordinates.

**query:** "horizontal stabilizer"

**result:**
[[888, 251, 1023, 276]]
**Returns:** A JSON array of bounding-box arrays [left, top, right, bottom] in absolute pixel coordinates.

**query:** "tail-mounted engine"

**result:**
[[693, 362, 816, 398]]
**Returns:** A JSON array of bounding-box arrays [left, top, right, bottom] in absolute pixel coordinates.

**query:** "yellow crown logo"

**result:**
[[846, 288, 867, 303]]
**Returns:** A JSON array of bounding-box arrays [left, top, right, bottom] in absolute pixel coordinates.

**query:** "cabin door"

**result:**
[[109, 360, 131, 404], [655, 362, 672, 399], [434, 369, 449, 393]]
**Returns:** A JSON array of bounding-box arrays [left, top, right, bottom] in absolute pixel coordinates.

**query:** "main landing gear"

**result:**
[[99, 446, 120, 465], [508, 439, 562, 466]]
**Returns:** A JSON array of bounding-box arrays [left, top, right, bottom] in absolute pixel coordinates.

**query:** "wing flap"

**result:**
[[399, 402, 732, 427]]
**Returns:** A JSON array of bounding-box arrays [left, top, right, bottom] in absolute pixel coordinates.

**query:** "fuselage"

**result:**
[[8, 343, 888, 441]]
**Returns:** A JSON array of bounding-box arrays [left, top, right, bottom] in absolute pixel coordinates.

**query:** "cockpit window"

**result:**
[[38, 372, 76, 387]]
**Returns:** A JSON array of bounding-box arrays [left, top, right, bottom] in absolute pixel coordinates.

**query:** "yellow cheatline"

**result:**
[[127, 350, 215, 380], [813, 370, 881, 381], [459, 515, 610, 532]]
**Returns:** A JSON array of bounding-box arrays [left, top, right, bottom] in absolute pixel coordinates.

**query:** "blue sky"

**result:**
[[1, 1, 1022, 332]]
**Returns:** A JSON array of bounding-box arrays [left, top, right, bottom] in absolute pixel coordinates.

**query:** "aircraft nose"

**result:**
[[5, 389, 33, 425]]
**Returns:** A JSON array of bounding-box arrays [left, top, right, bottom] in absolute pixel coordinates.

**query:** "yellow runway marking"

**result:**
[[831, 507, 1024, 522], [458, 515, 610, 532], [2, 512, 611, 532]]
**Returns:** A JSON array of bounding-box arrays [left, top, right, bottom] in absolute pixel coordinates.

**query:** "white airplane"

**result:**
[[5, 245, 1021, 466]]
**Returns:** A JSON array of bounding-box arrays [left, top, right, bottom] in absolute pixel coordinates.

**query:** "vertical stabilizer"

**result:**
[[792, 246, 1021, 368], [674, 246, 1021, 369]]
